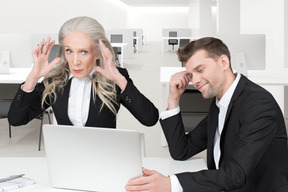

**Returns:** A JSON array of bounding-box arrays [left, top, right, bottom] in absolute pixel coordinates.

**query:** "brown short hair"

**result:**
[[177, 37, 231, 65]]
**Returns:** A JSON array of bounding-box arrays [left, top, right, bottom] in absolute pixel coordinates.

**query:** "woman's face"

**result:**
[[63, 31, 100, 79]]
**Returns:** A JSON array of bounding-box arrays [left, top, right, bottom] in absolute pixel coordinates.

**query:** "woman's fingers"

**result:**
[[46, 40, 56, 57], [33, 37, 57, 60], [32, 38, 44, 58], [41, 36, 51, 55], [48, 57, 62, 70], [99, 39, 113, 67], [99, 39, 106, 58]]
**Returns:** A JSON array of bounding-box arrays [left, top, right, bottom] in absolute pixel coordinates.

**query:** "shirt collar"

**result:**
[[216, 73, 241, 109]]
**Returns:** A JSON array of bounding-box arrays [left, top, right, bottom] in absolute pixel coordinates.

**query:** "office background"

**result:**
[[0, 0, 287, 158]]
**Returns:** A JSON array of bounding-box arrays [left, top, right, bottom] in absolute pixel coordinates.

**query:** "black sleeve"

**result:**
[[117, 67, 159, 126], [8, 82, 48, 126]]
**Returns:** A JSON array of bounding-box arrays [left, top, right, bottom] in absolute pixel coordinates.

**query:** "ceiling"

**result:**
[[119, 0, 190, 7]]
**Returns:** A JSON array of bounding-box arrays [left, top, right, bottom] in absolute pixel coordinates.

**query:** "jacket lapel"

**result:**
[[218, 75, 248, 164], [223, 75, 247, 127], [207, 101, 219, 169], [53, 79, 73, 125]]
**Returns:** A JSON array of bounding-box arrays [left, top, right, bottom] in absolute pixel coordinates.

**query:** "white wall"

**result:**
[[0, 0, 284, 66], [241, 0, 284, 70], [127, 6, 189, 41], [0, 0, 129, 67], [241, 0, 285, 114], [218, 0, 240, 34], [0, 0, 128, 34], [285, 0, 288, 68]]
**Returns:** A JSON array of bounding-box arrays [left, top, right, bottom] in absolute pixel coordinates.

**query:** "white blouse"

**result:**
[[68, 74, 92, 126]]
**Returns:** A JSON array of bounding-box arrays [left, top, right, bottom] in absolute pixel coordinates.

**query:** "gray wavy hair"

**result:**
[[42, 16, 118, 114]]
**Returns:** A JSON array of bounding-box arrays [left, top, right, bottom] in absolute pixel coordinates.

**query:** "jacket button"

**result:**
[[17, 94, 21, 101]]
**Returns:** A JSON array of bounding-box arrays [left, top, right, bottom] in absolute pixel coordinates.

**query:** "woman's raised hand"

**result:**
[[31, 37, 62, 79], [22, 37, 62, 92], [95, 40, 127, 91]]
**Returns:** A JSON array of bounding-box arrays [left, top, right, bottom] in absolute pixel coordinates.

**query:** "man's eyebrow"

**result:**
[[193, 64, 205, 71]]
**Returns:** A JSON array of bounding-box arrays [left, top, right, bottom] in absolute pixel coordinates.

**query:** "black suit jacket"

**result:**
[[160, 75, 288, 192], [8, 68, 159, 128]]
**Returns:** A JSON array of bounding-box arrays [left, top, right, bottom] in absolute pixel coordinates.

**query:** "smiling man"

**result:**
[[126, 37, 288, 192]]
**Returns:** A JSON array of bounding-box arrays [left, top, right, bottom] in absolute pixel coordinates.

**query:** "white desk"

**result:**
[[0, 68, 31, 84], [0, 68, 53, 125], [160, 67, 288, 146], [0, 157, 207, 192], [162, 37, 198, 53], [142, 34, 146, 45], [247, 69, 288, 86], [133, 37, 140, 53], [111, 43, 127, 68]]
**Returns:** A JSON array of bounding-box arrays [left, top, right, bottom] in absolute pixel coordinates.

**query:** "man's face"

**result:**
[[185, 49, 228, 100]]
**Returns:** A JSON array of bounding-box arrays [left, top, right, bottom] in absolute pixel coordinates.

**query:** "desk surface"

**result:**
[[111, 43, 127, 47], [0, 68, 31, 84], [162, 36, 198, 40], [0, 157, 206, 192]]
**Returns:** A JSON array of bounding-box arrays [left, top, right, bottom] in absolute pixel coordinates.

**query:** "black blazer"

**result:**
[[160, 75, 288, 192], [8, 68, 159, 128]]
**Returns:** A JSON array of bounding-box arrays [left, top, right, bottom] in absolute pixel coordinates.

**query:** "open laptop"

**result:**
[[43, 124, 143, 192]]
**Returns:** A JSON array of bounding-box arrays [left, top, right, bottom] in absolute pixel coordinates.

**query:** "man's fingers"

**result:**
[[142, 168, 157, 176], [171, 71, 191, 89], [128, 177, 147, 185], [126, 176, 150, 191]]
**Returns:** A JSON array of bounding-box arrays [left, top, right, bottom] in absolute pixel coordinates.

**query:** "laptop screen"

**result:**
[[43, 124, 143, 192]]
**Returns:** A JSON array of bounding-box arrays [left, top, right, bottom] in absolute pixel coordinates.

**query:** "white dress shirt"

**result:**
[[68, 74, 92, 126], [160, 107, 183, 192], [160, 73, 241, 192]]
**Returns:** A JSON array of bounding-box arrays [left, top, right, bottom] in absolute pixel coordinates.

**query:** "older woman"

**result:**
[[8, 16, 158, 128]]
